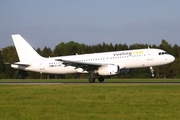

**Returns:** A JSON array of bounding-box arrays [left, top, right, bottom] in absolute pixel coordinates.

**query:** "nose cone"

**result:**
[[169, 55, 175, 63]]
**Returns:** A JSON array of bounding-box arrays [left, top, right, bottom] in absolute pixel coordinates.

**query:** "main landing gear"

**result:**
[[89, 77, 95, 83], [88, 71, 105, 83], [98, 76, 104, 82], [88, 76, 105, 83]]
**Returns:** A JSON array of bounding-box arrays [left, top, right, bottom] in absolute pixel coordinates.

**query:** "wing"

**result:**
[[56, 59, 107, 71]]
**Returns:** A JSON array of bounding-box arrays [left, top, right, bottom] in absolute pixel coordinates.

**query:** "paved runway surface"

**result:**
[[1, 82, 180, 85]]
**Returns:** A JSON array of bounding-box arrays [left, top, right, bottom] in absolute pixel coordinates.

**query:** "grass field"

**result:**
[[0, 79, 180, 120]]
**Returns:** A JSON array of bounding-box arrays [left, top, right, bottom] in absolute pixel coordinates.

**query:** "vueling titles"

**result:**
[[113, 50, 144, 56]]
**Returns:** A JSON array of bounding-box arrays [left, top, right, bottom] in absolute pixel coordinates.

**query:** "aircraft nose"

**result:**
[[169, 55, 175, 63]]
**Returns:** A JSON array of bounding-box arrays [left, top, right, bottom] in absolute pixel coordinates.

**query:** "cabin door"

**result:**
[[40, 61, 45, 70]]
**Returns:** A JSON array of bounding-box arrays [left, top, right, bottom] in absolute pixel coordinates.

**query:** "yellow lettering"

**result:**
[[132, 51, 143, 55]]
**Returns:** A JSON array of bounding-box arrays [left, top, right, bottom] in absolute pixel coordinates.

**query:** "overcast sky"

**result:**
[[0, 0, 180, 49]]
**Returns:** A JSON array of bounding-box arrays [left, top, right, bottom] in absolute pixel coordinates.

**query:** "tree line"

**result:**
[[0, 39, 180, 79]]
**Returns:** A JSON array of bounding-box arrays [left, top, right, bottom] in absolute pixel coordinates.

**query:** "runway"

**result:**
[[1, 82, 180, 85]]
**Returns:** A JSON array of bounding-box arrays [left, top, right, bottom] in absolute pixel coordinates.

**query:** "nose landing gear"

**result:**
[[150, 67, 154, 77]]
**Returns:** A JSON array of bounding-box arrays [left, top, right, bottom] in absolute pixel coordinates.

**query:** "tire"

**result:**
[[98, 76, 104, 82], [89, 77, 95, 83]]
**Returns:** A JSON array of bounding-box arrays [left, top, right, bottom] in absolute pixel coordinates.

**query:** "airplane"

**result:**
[[10, 34, 175, 82]]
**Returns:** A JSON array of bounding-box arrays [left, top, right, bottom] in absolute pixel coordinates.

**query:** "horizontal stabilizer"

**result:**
[[12, 62, 31, 67]]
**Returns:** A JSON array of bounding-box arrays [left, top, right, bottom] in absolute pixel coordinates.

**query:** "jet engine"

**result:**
[[95, 65, 120, 75]]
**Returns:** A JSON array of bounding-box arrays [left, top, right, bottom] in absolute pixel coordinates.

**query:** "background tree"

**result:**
[[41, 46, 53, 57], [159, 39, 173, 54], [0, 51, 5, 78], [172, 44, 180, 58], [2, 46, 19, 78]]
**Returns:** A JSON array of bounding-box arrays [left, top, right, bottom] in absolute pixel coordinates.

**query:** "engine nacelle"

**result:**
[[95, 65, 120, 75]]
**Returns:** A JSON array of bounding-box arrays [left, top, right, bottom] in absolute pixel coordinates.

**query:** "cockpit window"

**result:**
[[158, 52, 168, 55]]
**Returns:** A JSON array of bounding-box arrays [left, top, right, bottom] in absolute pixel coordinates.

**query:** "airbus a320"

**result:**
[[11, 34, 175, 82]]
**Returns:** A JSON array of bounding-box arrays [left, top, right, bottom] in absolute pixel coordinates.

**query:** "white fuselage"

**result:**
[[11, 48, 175, 74]]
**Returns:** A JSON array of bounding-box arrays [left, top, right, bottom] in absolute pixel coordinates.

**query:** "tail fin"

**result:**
[[11, 34, 42, 62]]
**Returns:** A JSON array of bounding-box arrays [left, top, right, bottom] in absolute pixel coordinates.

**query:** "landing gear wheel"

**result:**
[[152, 74, 154, 77], [89, 77, 95, 83], [98, 76, 104, 83], [150, 67, 155, 77]]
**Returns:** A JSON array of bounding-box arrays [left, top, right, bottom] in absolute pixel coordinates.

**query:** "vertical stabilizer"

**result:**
[[11, 34, 42, 62]]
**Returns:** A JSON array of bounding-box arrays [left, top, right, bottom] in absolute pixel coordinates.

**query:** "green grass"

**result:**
[[0, 84, 180, 120]]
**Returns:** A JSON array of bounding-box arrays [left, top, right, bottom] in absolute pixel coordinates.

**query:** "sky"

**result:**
[[0, 0, 180, 49]]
